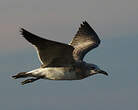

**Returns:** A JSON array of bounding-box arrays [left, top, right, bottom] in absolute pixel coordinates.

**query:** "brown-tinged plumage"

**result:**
[[12, 21, 108, 85]]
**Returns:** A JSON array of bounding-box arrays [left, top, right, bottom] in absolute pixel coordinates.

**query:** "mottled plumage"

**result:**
[[70, 21, 100, 60], [12, 21, 108, 85]]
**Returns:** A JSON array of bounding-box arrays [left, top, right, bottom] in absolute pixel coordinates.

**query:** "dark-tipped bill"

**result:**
[[96, 70, 108, 76]]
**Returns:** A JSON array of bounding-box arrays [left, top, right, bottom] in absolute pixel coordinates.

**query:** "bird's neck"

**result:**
[[73, 61, 90, 79]]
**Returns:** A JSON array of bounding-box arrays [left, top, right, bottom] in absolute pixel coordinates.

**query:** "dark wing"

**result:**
[[20, 28, 75, 67], [70, 21, 100, 61]]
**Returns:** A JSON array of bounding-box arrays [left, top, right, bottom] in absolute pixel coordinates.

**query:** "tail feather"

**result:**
[[12, 72, 28, 79]]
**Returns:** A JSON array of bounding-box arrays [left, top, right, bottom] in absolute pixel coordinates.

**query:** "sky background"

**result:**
[[0, 0, 138, 110]]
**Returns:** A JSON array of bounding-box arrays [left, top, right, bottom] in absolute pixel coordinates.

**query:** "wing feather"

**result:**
[[20, 28, 75, 67], [70, 21, 100, 61]]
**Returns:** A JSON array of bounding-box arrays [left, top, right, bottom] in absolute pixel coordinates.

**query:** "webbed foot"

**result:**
[[21, 77, 40, 85]]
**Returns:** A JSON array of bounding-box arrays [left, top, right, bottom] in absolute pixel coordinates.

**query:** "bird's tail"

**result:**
[[12, 71, 42, 85]]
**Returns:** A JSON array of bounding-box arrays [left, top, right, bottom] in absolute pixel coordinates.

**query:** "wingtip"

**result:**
[[20, 27, 25, 32], [80, 20, 90, 28], [19, 27, 29, 33], [82, 20, 88, 24], [19, 27, 24, 35]]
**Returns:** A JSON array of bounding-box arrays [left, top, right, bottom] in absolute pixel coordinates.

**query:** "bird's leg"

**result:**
[[21, 77, 40, 85]]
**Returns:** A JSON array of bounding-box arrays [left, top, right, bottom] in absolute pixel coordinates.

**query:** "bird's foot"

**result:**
[[21, 77, 40, 85]]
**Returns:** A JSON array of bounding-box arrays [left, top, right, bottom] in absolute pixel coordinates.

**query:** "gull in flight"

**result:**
[[12, 21, 108, 85]]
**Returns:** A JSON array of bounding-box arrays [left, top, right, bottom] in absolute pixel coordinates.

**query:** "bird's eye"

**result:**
[[91, 67, 95, 69]]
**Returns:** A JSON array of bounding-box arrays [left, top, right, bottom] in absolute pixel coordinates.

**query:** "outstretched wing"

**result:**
[[20, 28, 75, 67], [70, 21, 100, 61]]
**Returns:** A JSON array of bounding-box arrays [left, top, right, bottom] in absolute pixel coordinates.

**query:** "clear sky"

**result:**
[[0, 0, 138, 110]]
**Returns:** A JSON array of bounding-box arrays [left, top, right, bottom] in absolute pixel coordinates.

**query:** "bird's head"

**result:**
[[88, 64, 108, 76]]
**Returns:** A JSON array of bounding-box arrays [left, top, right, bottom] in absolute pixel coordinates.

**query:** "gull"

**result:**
[[12, 21, 108, 85]]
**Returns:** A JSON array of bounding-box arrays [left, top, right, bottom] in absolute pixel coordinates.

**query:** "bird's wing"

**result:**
[[70, 21, 100, 61], [20, 28, 75, 67]]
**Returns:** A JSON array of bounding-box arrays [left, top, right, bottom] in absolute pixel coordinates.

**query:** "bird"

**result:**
[[12, 21, 108, 85]]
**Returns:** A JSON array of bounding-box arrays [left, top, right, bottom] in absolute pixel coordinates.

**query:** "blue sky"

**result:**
[[0, 0, 138, 110]]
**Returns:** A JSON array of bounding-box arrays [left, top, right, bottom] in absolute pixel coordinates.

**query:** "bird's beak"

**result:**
[[96, 69, 108, 76]]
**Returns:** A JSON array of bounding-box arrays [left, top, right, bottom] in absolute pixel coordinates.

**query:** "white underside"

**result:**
[[27, 67, 77, 80]]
